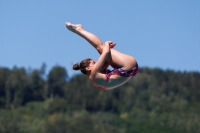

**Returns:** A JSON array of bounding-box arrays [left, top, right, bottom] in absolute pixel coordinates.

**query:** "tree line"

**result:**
[[0, 65, 200, 133]]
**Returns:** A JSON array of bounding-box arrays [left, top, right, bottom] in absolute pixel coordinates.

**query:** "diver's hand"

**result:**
[[103, 41, 116, 53], [109, 42, 116, 48], [104, 41, 116, 48]]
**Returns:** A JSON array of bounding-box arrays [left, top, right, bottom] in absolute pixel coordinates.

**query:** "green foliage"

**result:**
[[47, 97, 68, 114], [0, 65, 200, 133], [0, 110, 21, 133], [48, 66, 68, 98]]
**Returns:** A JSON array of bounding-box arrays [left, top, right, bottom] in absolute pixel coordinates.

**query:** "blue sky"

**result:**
[[1, 0, 200, 77]]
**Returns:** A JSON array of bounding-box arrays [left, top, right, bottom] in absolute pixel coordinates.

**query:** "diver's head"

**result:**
[[72, 58, 95, 75]]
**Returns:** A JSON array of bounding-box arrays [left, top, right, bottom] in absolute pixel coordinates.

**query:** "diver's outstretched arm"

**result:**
[[91, 41, 114, 78]]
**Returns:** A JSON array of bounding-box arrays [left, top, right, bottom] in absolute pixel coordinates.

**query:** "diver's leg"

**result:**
[[66, 22, 104, 54], [66, 22, 111, 69], [65, 22, 137, 70]]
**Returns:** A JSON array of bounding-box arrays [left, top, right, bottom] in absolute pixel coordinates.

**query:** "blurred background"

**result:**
[[0, 0, 200, 133]]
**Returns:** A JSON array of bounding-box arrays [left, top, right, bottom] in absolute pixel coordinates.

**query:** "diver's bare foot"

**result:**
[[65, 22, 83, 33]]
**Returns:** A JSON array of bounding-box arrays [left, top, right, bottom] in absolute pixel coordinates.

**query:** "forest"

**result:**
[[0, 64, 200, 133]]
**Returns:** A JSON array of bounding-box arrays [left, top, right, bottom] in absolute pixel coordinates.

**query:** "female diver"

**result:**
[[65, 22, 138, 90]]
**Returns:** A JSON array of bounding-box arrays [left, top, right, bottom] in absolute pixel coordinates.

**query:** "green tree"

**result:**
[[5, 67, 27, 108], [0, 68, 10, 108], [20, 69, 45, 105], [48, 66, 68, 98]]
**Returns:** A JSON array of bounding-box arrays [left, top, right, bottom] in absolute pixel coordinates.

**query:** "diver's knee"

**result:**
[[96, 46, 103, 54]]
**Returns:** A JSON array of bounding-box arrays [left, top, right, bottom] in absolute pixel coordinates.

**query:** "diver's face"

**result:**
[[89, 60, 95, 66], [86, 60, 95, 71]]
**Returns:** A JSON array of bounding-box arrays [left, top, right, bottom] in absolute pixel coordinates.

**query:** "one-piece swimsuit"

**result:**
[[92, 63, 138, 90]]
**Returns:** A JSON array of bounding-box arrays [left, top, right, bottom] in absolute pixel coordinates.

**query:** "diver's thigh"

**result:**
[[107, 49, 136, 70], [106, 49, 128, 67]]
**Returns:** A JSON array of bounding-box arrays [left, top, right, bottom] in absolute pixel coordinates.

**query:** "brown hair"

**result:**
[[72, 58, 92, 75]]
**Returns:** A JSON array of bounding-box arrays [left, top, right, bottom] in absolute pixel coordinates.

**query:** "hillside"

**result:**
[[0, 66, 200, 133]]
